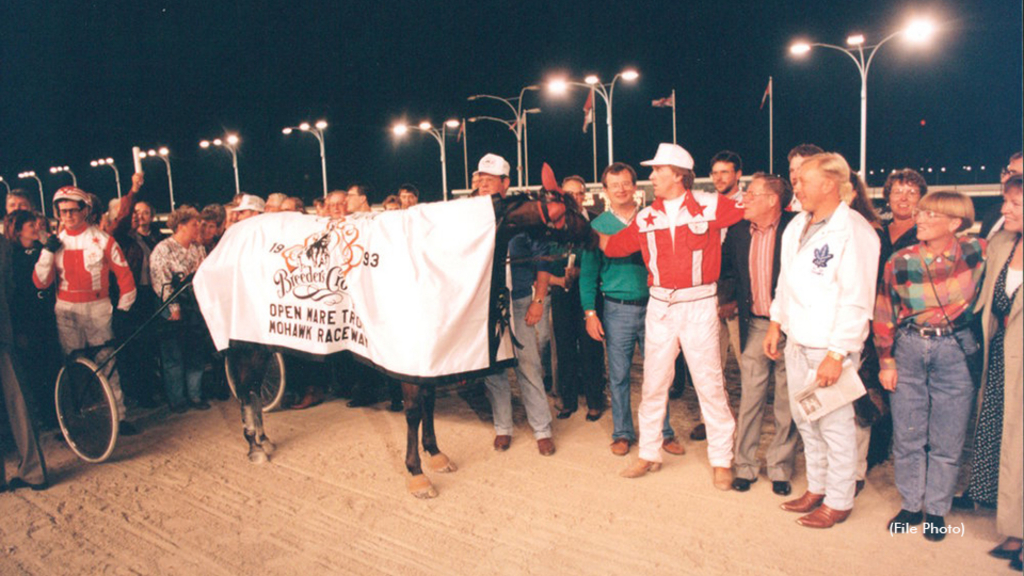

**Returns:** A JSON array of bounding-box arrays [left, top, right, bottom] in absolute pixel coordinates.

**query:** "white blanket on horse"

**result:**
[[193, 196, 514, 380]]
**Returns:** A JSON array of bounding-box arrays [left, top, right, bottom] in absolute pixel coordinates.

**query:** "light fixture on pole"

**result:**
[[18, 171, 46, 217], [0, 176, 10, 195], [49, 165, 78, 187], [789, 17, 937, 177], [467, 85, 541, 188], [547, 68, 639, 164], [137, 147, 175, 211], [199, 133, 241, 197], [283, 120, 329, 198], [89, 157, 123, 198], [392, 119, 461, 201]]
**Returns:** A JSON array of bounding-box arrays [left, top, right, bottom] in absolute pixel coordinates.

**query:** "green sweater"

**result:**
[[578, 210, 649, 311]]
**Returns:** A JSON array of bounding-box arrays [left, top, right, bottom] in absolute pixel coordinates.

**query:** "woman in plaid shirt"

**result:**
[[874, 190, 986, 542]]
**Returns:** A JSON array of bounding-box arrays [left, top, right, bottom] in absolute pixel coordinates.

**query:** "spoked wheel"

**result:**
[[55, 357, 118, 463], [224, 351, 287, 412]]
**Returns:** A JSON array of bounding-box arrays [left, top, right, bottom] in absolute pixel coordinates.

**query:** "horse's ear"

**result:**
[[541, 163, 562, 193]]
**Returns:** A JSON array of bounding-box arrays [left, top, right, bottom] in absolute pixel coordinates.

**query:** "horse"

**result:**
[[196, 165, 595, 497]]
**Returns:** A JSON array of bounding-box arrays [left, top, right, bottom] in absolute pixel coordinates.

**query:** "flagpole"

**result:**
[[768, 77, 774, 174], [592, 112, 598, 182], [671, 89, 677, 145], [462, 117, 469, 189], [524, 113, 530, 186]]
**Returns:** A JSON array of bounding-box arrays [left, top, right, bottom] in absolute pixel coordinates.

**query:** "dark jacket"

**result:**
[[719, 211, 797, 350]]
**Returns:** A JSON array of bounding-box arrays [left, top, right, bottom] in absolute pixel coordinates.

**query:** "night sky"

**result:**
[[1, 0, 1021, 211]]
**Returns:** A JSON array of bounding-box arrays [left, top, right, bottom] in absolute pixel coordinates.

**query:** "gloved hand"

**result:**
[[44, 234, 62, 253]]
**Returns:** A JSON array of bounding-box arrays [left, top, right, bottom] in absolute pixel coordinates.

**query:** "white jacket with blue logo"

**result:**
[[769, 202, 880, 356]]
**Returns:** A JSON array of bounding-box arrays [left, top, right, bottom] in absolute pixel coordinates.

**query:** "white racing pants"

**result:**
[[638, 285, 735, 466], [55, 299, 126, 418]]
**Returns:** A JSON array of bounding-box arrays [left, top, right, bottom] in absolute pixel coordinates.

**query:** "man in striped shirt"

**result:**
[[719, 173, 799, 496]]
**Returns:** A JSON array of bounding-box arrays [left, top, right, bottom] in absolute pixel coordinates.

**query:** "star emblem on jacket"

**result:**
[[644, 212, 658, 227], [813, 244, 834, 268]]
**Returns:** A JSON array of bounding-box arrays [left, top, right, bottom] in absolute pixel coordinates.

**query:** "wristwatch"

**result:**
[[826, 350, 845, 362], [584, 310, 597, 319]]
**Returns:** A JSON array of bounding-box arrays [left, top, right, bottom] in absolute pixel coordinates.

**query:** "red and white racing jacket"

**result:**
[[605, 191, 743, 290], [33, 224, 137, 311]]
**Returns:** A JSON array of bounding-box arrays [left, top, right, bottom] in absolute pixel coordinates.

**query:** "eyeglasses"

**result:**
[[58, 207, 83, 215]]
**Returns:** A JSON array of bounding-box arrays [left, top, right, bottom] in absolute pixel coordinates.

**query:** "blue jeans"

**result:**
[[891, 326, 977, 516], [484, 295, 553, 439], [159, 333, 204, 407], [603, 299, 674, 443]]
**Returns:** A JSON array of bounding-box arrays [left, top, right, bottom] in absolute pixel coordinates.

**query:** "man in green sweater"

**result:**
[[579, 163, 683, 457]]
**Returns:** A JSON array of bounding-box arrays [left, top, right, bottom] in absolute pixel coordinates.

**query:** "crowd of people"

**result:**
[[0, 143, 1021, 568]]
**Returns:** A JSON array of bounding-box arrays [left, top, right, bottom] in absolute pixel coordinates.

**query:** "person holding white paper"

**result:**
[[764, 153, 880, 528]]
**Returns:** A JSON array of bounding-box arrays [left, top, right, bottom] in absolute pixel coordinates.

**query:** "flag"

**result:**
[[456, 120, 465, 142], [582, 88, 595, 133], [651, 94, 674, 108], [760, 77, 772, 110]]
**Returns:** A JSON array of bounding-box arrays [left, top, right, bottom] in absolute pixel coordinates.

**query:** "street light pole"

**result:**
[[18, 171, 46, 217], [392, 119, 461, 201], [467, 85, 540, 189], [90, 158, 123, 198], [0, 177, 10, 195], [139, 148, 174, 211], [521, 108, 542, 187], [49, 165, 78, 187], [790, 19, 937, 178], [199, 134, 241, 197], [548, 69, 639, 166], [283, 120, 329, 198]]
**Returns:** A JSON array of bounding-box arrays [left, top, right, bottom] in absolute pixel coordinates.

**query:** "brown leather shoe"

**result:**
[[493, 435, 511, 451], [796, 504, 852, 528], [610, 438, 631, 456], [662, 437, 686, 456], [712, 467, 732, 491], [537, 437, 555, 456], [620, 459, 662, 478], [781, 491, 825, 513]]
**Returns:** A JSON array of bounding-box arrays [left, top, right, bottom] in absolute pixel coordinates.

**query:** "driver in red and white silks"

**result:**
[[601, 144, 744, 475], [34, 187, 137, 420]]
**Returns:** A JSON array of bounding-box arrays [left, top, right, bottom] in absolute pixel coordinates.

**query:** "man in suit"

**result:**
[[719, 173, 799, 496], [1, 236, 49, 492]]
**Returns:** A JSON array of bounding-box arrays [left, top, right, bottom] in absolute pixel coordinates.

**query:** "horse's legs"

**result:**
[[229, 348, 272, 463], [420, 384, 439, 457], [420, 384, 457, 474], [402, 382, 437, 498], [402, 382, 424, 477]]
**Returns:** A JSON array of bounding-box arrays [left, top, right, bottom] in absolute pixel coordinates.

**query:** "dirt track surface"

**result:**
[[0, 365, 1009, 576]]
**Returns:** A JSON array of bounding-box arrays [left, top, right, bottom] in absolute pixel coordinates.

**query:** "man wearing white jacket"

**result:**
[[764, 153, 880, 528]]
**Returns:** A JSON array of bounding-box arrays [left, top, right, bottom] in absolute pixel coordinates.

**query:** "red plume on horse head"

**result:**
[[541, 162, 562, 194]]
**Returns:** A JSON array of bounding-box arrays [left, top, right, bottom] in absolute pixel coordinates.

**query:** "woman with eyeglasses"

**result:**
[[881, 169, 928, 262], [874, 191, 986, 542]]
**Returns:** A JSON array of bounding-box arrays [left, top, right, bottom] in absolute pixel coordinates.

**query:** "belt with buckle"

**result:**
[[604, 295, 647, 306], [906, 324, 955, 338]]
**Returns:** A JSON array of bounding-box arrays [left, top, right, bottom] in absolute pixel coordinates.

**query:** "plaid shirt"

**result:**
[[873, 236, 986, 369]]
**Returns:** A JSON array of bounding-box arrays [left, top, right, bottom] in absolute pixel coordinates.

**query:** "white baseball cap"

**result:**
[[477, 153, 510, 178], [640, 143, 695, 170], [231, 194, 265, 213]]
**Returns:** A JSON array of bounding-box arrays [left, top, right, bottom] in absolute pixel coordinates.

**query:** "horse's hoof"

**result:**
[[248, 446, 269, 464], [428, 453, 457, 473], [407, 474, 438, 498], [259, 436, 276, 456]]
